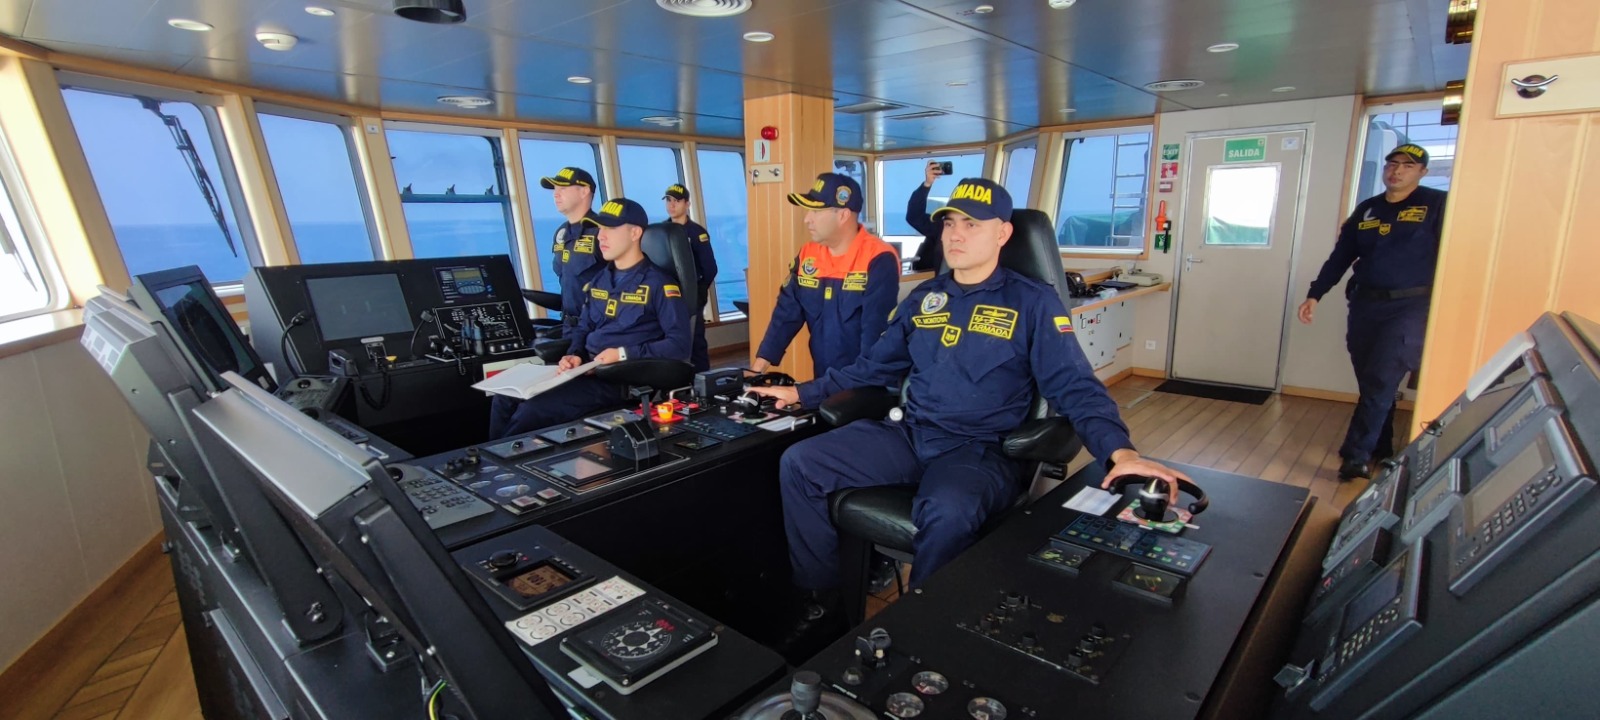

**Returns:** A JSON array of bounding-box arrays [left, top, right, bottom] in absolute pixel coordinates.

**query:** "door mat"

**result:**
[[1154, 380, 1272, 406]]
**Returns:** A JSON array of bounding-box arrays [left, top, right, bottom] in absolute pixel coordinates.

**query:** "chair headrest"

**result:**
[[639, 223, 686, 284], [937, 209, 1072, 306]]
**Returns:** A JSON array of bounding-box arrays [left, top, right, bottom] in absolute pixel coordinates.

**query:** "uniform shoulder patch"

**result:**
[[697, 233, 710, 242], [1054, 316, 1073, 333], [664, 284, 681, 298]]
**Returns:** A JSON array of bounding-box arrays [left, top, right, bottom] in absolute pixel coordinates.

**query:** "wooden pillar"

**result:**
[[1415, 0, 1600, 425], [743, 91, 834, 381]]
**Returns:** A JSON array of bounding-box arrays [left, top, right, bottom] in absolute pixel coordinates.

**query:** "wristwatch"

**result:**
[[617, 347, 628, 361]]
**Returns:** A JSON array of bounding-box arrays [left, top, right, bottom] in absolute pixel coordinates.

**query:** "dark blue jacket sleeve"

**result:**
[[1307, 207, 1362, 301], [1028, 296, 1134, 464], [798, 294, 918, 407], [858, 253, 901, 353], [549, 223, 565, 294], [906, 183, 935, 237], [566, 292, 595, 360], [561, 226, 602, 316], [690, 224, 718, 286], [628, 281, 692, 362], [756, 256, 806, 364]]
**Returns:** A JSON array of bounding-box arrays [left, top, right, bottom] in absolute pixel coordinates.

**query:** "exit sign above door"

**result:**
[[1223, 137, 1267, 163]]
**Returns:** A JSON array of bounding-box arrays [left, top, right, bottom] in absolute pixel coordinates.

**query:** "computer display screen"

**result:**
[[135, 268, 270, 393], [306, 273, 414, 342]]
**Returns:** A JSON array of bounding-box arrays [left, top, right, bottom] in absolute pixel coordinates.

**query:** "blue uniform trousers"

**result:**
[[1339, 297, 1429, 462], [488, 377, 628, 440], [780, 420, 1023, 590], [690, 291, 711, 372]]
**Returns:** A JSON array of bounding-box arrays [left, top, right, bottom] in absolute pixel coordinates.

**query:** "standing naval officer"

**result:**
[[750, 179, 1188, 637], [905, 160, 948, 272], [541, 166, 603, 323], [750, 172, 900, 378], [1299, 143, 1447, 480], [488, 199, 691, 439], [663, 183, 718, 372]]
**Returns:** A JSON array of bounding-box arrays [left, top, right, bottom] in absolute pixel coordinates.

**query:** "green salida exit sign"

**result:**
[[1224, 137, 1266, 163]]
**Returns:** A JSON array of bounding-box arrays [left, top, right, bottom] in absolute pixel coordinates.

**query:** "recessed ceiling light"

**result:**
[[1144, 79, 1205, 92], [568, 76, 593, 84], [946, 80, 969, 87], [437, 95, 493, 108], [974, 4, 995, 13], [1217, 93, 1230, 98], [656, 0, 753, 17], [1207, 42, 1240, 53], [1048, 0, 1077, 7], [1060, 107, 1076, 113], [256, 31, 299, 51], [641, 116, 684, 126], [304, 6, 335, 16], [167, 18, 213, 32], [1272, 85, 1296, 93], [743, 31, 774, 42]]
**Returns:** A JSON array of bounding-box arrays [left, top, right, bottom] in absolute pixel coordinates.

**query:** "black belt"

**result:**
[[1349, 284, 1431, 301]]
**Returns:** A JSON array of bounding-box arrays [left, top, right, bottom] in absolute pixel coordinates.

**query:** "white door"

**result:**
[[1170, 129, 1308, 389]]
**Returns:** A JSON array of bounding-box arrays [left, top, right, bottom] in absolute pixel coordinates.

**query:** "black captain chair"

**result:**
[[519, 289, 570, 364], [820, 208, 1086, 625], [589, 222, 701, 394]]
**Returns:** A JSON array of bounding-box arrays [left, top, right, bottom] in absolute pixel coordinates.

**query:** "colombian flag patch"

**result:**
[[1054, 316, 1073, 333], [664, 284, 681, 298]]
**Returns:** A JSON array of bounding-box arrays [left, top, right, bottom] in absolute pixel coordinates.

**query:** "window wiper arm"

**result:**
[[138, 97, 238, 257]]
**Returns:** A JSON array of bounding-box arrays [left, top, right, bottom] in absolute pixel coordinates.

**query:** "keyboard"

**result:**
[[389, 464, 494, 529], [682, 415, 763, 441]]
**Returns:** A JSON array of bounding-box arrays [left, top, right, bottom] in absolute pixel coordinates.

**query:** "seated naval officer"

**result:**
[[488, 198, 691, 439], [749, 179, 1189, 636]]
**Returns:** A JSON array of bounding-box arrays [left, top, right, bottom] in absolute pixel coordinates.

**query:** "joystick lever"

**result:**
[[783, 671, 824, 720], [853, 627, 892, 670], [1105, 474, 1209, 524]]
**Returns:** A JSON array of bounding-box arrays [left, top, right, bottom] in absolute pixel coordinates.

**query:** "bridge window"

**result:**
[[1055, 129, 1152, 254], [616, 143, 683, 204], [1003, 140, 1038, 208], [696, 147, 749, 319], [386, 124, 517, 273], [0, 128, 56, 321], [520, 135, 606, 303], [833, 156, 869, 226], [1351, 103, 1458, 209], [877, 152, 984, 262], [256, 109, 378, 264], [60, 81, 257, 284]]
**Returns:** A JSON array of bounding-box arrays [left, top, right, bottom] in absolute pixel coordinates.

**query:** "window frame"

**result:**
[[383, 120, 519, 270], [517, 131, 609, 204], [254, 103, 383, 264], [0, 123, 67, 323], [833, 154, 872, 228], [693, 143, 750, 322], [1051, 125, 1155, 258], [1000, 135, 1040, 208], [1346, 98, 1456, 215], [57, 72, 265, 286], [873, 148, 987, 240]]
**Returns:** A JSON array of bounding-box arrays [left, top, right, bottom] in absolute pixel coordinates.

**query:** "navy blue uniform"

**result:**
[[489, 260, 691, 439], [906, 183, 942, 272], [756, 226, 900, 377], [677, 218, 718, 371], [550, 212, 602, 321], [1308, 186, 1447, 462], [783, 268, 1134, 588]]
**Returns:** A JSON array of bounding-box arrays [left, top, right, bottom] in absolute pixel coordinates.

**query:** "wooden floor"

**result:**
[[25, 375, 1386, 720]]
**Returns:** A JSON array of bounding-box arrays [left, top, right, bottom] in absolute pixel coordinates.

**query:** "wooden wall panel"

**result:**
[[742, 91, 834, 381], [1417, 0, 1600, 424]]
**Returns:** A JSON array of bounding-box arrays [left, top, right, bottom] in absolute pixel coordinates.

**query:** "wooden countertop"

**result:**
[[1066, 282, 1172, 315]]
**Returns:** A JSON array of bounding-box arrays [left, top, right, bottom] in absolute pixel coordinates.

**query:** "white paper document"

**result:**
[[1063, 486, 1119, 516], [472, 360, 599, 400]]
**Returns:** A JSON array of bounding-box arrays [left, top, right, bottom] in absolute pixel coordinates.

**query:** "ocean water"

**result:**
[[112, 217, 752, 314]]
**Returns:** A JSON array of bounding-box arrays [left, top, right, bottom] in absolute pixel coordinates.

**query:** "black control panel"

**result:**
[[954, 590, 1129, 684], [432, 301, 527, 357], [462, 540, 596, 611], [1055, 512, 1213, 575], [274, 375, 349, 415], [1323, 460, 1407, 571], [1306, 544, 1425, 712], [1305, 528, 1393, 627], [1399, 458, 1462, 544], [1448, 416, 1595, 595]]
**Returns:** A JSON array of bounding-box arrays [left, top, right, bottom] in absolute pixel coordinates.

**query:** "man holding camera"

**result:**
[[906, 160, 951, 272]]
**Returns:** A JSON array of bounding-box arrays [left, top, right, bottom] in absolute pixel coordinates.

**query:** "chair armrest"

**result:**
[[520, 289, 562, 312], [592, 358, 696, 390], [529, 318, 561, 329], [1002, 416, 1083, 463], [819, 386, 899, 427]]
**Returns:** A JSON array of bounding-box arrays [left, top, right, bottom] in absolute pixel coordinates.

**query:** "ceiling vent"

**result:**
[[656, 0, 753, 17], [395, 0, 466, 24], [888, 110, 948, 120], [1144, 79, 1206, 92], [836, 100, 908, 115], [437, 95, 493, 108]]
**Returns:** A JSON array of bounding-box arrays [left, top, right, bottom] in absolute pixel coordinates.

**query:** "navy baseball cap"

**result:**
[[787, 172, 863, 213], [931, 178, 1013, 222], [539, 166, 596, 189], [585, 198, 650, 228], [1386, 144, 1429, 167], [663, 183, 690, 200]]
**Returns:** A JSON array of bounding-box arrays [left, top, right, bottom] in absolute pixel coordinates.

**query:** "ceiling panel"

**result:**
[[3, 0, 1471, 149]]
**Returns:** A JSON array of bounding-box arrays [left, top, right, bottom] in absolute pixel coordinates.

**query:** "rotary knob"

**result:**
[[1088, 622, 1107, 640], [1003, 591, 1024, 609], [841, 666, 864, 686], [512, 440, 525, 450], [1020, 632, 1038, 651], [464, 447, 481, 466], [486, 550, 519, 570]]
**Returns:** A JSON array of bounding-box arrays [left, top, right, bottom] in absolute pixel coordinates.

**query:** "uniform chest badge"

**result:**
[[1397, 206, 1428, 223], [940, 326, 962, 347], [800, 257, 818, 277], [1378, 223, 1392, 236], [554, 226, 568, 249], [921, 292, 948, 314]]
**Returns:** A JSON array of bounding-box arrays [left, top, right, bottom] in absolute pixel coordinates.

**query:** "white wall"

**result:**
[[1069, 96, 1362, 394], [0, 335, 158, 671]]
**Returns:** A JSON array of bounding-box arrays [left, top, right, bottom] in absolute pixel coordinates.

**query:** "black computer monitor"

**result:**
[[130, 265, 277, 393], [304, 273, 415, 342], [193, 371, 564, 719]]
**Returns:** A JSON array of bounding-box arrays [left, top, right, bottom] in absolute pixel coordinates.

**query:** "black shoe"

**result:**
[[778, 590, 847, 663], [1338, 458, 1372, 481], [867, 554, 897, 595]]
